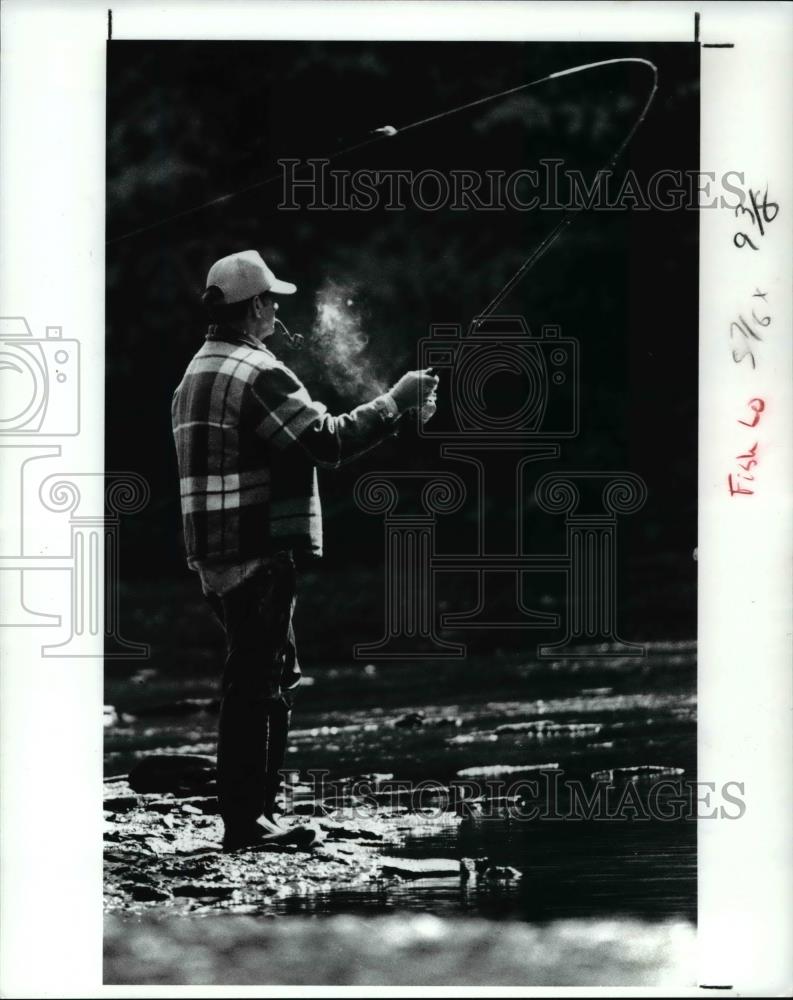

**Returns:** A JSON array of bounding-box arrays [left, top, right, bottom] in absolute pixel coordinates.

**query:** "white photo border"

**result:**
[[0, 1, 790, 996]]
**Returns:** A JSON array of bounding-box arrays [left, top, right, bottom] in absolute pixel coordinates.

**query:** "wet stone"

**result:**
[[447, 733, 498, 745], [321, 822, 384, 842], [292, 802, 330, 817], [495, 721, 602, 737], [104, 795, 140, 814], [104, 846, 148, 864], [430, 717, 463, 728], [173, 782, 217, 798], [380, 857, 460, 879], [590, 765, 685, 783], [177, 796, 219, 814], [483, 866, 522, 880], [142, 799, 178, 814], [456, 763, 560, 779], [335, 773, 395, 788], [121, 882, 173, 902], [394, 712, 425, 728], [172, 883, 238, 899], [128, 754, 216, 794]]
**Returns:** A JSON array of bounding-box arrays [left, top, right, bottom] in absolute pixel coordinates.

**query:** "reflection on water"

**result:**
[[273, 821, 695, 923]]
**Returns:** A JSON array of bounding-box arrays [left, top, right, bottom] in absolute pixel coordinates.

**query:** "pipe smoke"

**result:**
[[308, 281, 387, 399]]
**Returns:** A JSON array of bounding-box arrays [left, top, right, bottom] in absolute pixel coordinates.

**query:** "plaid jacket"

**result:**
[[172, 328, 400, 566]]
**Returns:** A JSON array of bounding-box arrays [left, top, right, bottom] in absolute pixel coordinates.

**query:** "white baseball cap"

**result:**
[[206, 250, 297, 303]]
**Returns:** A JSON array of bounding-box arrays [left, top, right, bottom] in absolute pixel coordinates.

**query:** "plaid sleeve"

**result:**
[[251, 364, 400, 469]]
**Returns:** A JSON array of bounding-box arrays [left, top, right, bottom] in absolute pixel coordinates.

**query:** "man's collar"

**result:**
[[206, 325, 271, 353]]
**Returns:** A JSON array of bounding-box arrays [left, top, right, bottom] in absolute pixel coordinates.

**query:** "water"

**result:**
[[105, 638, 696, 925]]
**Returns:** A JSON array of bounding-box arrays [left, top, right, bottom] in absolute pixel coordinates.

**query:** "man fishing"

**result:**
[[172, 249, 438, 851]]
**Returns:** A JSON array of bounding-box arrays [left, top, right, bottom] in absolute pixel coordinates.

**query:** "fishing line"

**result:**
[[108, 57, 658, 315]]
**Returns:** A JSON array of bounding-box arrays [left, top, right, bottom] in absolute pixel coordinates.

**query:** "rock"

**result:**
[[104, 846, 148, 863], [104, 795, 139, 813], [313, 846, 357, 866], [495, 721, 602, 737], [483, 866, 522, 881], [447, 733, 498, 745], [128, 754, 216, 794], [103, 705, 119, 728], [335, 771, 394, 785], [293, 802, 330, 817], [394, 712, 425, 728], [172, 883, 237, 899], [456, 763, 560, 779], [173, 781, 217, 798], [150, 793, 217, 814], [143, 799, 178, 814], [590, 765, 685, 783], [322, 823, 384, 842], [431, 717, 462, 728], [336, 773, 395, 788], [121, 882, 173, 902], [380, 857, 460, 879]]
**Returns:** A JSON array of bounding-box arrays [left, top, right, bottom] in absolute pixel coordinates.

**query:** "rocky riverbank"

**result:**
[[104, 756, 511, 914]]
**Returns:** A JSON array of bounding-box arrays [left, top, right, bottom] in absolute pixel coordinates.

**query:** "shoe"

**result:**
[[221, 821, 322, 853]]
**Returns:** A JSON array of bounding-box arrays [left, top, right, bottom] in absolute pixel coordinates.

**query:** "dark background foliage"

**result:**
[[107, 41, 698, 644]]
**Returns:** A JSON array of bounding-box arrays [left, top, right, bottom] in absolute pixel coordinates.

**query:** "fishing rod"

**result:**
[[108, 57, 658, 319]]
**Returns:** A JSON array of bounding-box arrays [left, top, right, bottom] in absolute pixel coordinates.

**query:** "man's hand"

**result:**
[[388, 369, 440, 414]]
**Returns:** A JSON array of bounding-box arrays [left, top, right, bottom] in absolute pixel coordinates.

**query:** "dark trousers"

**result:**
[[205, 551, 301, 832]]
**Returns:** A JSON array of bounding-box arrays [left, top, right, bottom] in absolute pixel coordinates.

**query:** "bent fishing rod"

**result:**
[[108, 57, 658, 322]]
